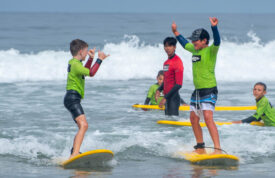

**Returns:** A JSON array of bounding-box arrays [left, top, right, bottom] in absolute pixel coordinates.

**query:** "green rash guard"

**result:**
[[66, 58, 90, 98], [184, 43, 219, 89], [252, 96, 275, 126], [147, 84, 164, 105]]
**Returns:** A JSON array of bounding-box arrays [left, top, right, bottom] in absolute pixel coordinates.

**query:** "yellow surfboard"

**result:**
[[157, 120, 264, 127], [177, 149, 239, 166], [132, 104, 256, 111], [61, 149, 114, 169]]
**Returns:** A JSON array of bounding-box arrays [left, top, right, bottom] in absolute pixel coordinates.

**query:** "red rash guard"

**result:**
[[163, 54, 184, 95], [84, 57, 102, 77]]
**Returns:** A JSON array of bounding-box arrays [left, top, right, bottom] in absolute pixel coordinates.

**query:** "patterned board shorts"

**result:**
[[190, 87, 218, 112]]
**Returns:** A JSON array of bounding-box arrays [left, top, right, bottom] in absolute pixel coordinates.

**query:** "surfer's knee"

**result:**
[[83, 122, 88, 130], [79, 121, 88, 131], [75, 115, 88, 131], [190, 112, 200, 122], [203, 110, 213, 120]]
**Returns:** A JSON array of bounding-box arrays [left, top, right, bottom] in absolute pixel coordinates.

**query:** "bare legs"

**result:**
[[69, 114, 88, 159], [190, 110, 221, 154]]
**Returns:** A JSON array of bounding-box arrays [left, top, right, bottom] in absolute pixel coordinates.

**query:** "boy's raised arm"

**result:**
[[172, 22, 180, 37], [172, 22, 189, 48], [85, 48, 96, 69], [209, 17, 220, 46], [89, 50, 110, 77]]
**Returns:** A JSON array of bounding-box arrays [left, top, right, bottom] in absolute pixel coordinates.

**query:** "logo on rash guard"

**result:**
[[163, 64, 169, 71], [192, 55, 201, 62]]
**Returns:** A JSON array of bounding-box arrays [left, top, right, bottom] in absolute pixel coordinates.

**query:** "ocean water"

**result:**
[[0, 13, 275, 177]]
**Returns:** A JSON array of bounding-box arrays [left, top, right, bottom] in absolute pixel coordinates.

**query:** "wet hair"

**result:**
[[254, 82, 267, 91], [199, 29, 210, 45], [70, 39, 88, 56], [157, 70, 164, 78], [163, 37, 177, 46]]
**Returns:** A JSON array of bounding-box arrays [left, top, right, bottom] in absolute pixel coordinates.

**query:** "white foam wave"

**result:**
[[1, 124, 275, 165], [0, 32, 275, 82]]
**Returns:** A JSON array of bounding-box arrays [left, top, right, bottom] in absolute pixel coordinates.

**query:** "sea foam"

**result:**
[[0, 32, 274, 82]]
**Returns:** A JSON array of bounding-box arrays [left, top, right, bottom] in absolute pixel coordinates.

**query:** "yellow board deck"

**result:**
[[132, 104, 257, 111], [157, 120, 264, 127], [177, 149, 239, 166], [61, 149, 114, 169]]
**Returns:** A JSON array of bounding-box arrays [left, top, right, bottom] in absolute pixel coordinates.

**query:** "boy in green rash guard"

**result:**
[[172, 17, 222, 154], [64, 39, 109, 159], [144, 70, 187, 109], [144, 70, 165, 105], [232, 82, 275, 126]]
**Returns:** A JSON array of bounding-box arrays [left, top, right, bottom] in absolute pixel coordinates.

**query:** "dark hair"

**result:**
[[157, 70, 164, 77], [200, 29, 210, 45], [254, 82, 267, 91], [70, 39, 88, 56], [163, 37, 177, 46]]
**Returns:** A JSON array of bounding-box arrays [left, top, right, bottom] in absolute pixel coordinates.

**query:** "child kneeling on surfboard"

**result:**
[[172, 17, 222, 153], [144, 70, 165, 106], [232, 82, 275, 126], [144, 70, 187, 107], [64, 39, 109, 159]]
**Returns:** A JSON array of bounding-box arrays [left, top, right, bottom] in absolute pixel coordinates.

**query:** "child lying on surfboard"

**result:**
[[144, 70, 187, 106], [232, 82, 275, 126]]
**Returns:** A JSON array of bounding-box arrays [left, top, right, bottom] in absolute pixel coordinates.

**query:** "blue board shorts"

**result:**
[[64, 90, 85, 123], [190, 87, 218, 112]]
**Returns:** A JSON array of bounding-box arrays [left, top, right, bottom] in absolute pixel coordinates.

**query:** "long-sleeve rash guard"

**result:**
[[159, 54, 183, 99], [66, 58, 102, 98], [176, 26, 220, 89]]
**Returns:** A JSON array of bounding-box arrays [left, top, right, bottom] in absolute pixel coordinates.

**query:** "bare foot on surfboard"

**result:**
[[193, 148, 206, 154], [211, 149, 223, 155], [69, 152, 80, 159]]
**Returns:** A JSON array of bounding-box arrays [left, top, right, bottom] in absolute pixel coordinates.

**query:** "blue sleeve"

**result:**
[[211, 26, 220, 46], [176, 35, 189, 48]]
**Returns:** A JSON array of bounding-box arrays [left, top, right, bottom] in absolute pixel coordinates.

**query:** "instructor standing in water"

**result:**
[[172, 17, 221, 153], [156, 37, 184, 116]]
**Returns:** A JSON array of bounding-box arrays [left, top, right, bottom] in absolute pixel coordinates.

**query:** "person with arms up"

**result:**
[[172, 17, 221, 153]]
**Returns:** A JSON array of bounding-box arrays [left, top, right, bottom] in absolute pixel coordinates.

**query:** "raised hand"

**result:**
[[172, 21, 180, 36], [88, 48, 96, 58], [98, 50, 110, 60], [172, 21, 177, 33], [209, 17, 218, 26]]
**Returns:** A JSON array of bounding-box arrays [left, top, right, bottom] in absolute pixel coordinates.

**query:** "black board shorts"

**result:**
[[165, 91, 180, 116], [64, 90, 84, 123]]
